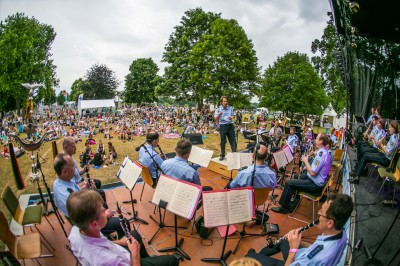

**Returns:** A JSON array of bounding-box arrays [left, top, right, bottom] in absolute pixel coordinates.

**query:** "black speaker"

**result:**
[[184, 133, 203, 145], [195, 215, 214, 239]]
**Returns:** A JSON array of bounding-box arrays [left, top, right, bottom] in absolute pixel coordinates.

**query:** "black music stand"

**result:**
[[201, 225, 232, 266], [148, 199, 187, 244], [158, 213, 191, 260]]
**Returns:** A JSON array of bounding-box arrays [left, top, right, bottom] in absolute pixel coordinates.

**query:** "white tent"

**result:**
[[78, 99, 115, 116], [320, 103, 338, 128]]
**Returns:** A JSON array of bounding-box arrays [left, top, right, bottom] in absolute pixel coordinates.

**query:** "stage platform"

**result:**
[[8, 150, 400, 265]]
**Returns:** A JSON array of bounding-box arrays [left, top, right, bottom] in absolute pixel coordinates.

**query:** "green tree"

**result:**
[[124, 58, 160, 104], [191, 18, 260, 108], [0, 13, 58, 112], [311, 13, 346, 114], [69, 78, 87, 102], [260, 51, 328, 116], [83, 64, 119, 99], [56, 90, 66, 106]]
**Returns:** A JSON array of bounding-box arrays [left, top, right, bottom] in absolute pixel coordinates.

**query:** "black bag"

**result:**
[[255, 210, 269, 225], [264, 223, 280, 235], [194, 215, 214, 239]]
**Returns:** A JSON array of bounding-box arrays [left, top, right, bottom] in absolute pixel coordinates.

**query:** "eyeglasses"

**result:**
[[318, 208, 334, 220]]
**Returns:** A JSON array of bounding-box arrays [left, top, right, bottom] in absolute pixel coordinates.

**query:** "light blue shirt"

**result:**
[[161, 156, 201, 186], [290, 231, 347, 266], [138, 144, 163, 180], [72, 157, 83, 183], [329, 134, 337, 144], [385, 133, 399, 160], [53, 178, 80, 217], [230, 164, 277, 189], [372, 128, 386, 148], [308, 147, 330, 187], [214, 105, 234, 125], [287, 134, 299, 148]]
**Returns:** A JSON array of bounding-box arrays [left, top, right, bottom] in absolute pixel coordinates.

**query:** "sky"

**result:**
[[0, 0, 332, 94]]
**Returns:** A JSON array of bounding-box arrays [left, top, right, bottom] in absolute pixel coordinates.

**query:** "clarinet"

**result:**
[[268, 219, 319, 247], [116, 203, 133, 243], [85, 165, 95, 190], [157, 144, 166, 160]]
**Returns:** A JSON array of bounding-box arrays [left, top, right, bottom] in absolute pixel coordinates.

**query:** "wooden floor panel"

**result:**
[[22, 164, 331, 265]]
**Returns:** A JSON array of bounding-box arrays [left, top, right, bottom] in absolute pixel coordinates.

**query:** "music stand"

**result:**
[[117, 158, 148, 224], [201, 225, 232, 266]]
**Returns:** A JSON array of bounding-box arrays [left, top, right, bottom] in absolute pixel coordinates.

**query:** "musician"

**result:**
[[328, 128, 337, 147], [272, 133, 331, 214], [63, 137, 102, 189], [247, 194, 353, 266], [356, 115, 378, 158], [67, 189, 180, 266], [214, 96, 236, 161], [53, 153, 125, 237], [269, 121, 283, 152], [349, 120, 399, 184], [138, 131, 164, 183], [358, 118, 386, 158], [286, 127, 299, 151], [366, 107, 380, 127], [227, 144, 277, 189]]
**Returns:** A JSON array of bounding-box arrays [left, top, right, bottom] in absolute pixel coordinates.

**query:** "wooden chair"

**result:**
[[331, 148, 344, 168], [0, 211, 53, 265], [365, 148, 399, 192], [290, 172, 335, 223], [1, 186, 55, 253], [138, 161, 156, 201], [373, 157, 400, 206], [232, 187, 272, 254]]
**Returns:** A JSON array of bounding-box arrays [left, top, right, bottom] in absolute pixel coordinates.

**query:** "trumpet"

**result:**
[[267, 219, 319, 248]]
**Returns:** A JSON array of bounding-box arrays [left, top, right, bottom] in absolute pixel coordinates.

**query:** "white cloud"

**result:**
[[0, 0, 330, 93]]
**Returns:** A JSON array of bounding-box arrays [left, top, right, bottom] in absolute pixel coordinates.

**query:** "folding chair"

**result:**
[[373, 158, 400, 206], [0, 211, 53, 266], [1, 186, 55, 253], [138, 161, 156, 201], [289, 173, 334, 223]]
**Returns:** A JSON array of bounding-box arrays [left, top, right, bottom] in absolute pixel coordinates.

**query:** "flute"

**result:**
[[268, 219, 319, 247], [116, 203, 133, 243]]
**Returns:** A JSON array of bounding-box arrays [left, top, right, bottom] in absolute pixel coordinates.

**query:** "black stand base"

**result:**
[[159, 238, 190, 260], [158, 214, 190, 260], [202, 223, 232, 266], [127, 210, 148, 225], [148, 214, 185, 244], [122, 199, 137, 204], [201, 250, 232, 266], [233, 223, 264, 254]]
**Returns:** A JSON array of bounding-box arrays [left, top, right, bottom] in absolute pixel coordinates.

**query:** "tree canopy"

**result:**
[[124, 58, 160, 104], [158, 7, 259, 109], [259, 51, 328, 116], [311, 12, 346, 114], [82, 63, 119, 100], [0, 13, 58, 112]]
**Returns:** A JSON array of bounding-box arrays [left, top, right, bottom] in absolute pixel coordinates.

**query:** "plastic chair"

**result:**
[[373, 158, 400, 206], [138, 161, 156, 201], [1, 186, 55, 253], [290, 172, 335, 223], [365, 148, 399, 192], [0, 211, 53, 265]]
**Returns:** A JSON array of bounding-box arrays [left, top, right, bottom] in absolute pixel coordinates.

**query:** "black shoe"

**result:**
[[271, 206, 288, 214], [348, 177, 360, 184], [219, 155, 225, 161]]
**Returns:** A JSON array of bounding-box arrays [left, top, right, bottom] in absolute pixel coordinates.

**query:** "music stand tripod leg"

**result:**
[[127, 189, 148, 225], [202, 224, 232, 266], [158, 214, 191, 260]]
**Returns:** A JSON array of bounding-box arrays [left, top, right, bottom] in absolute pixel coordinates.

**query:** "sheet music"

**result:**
[[227, 189, 253, 224], [188, 145, 214, 167], [168, 182, 201, 219], [118, 159, 142, 191], [151, 175, 176, 205], [227, 152, 253, 170], [282, 145, 294, 163], [202, 191, 229, 227], [273, 150, 288, 169]]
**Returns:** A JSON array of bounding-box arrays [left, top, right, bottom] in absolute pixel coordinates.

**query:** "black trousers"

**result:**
[[354, 152, 390, 177], [219, 124, 236, 156], [246, 239, 289, 266]]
